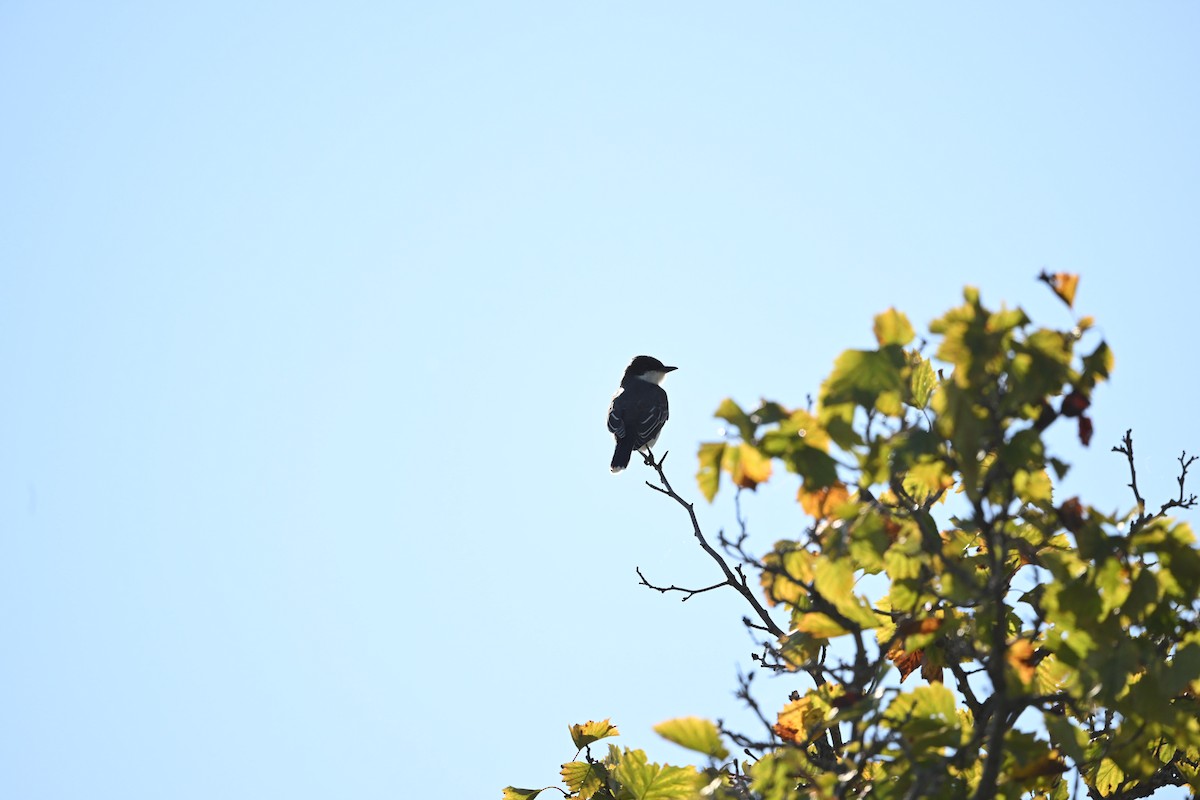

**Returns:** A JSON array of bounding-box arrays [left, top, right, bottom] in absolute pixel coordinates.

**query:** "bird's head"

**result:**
[[625, 355, 678, 384]]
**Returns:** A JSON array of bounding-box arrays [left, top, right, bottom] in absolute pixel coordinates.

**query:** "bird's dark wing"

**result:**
[[607, 389, 626, 437], [631, 398, 668, 447], [609, 383, 668, 449]]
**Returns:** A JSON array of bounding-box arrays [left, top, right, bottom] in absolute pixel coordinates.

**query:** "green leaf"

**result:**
[[874, 307, 916, 346], [785, 446, 840, 490], [1014, 469, 1053, 506], [849, 514, 889, 573], [1164, 632, 1200, 696], [813, 556, 881, 629], [696, 442, 725, 503], [821, 348, 905, 411], [1095, 558, 1131, 617], [569, 719, 619, 750], [1048, 457, 1071, 480], [1081, 340, 1114, 387], [813, 556, 854, 600], [653, 717, 730, 760], [778, 631, 821, 669], [560, 762, 604, 800], [1093, 758, 1124, 795], [750, 401, 791, 426], [611, 748, 702, 800], [1044, 716, 1088, 766], [714, 398, 757, 443], [502, 788, 543, 800], [884, 684, 961, 756], [1122, 568, 1161, 620], [909, 354, 937, 408], [987, 306, 1031, 334]]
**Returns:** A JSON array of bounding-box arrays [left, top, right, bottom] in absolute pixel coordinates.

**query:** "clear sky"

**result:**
[[2, 3, 1198, 798]]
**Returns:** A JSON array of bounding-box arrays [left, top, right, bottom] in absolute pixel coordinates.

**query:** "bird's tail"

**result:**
[[610, 441, 633, 473]]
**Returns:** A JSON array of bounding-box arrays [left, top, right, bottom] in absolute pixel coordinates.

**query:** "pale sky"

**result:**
[[2, 3, 1197, 798]]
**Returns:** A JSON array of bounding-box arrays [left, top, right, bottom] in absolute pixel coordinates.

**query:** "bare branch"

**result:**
[[639, 448, 786, 639], [635, 567, 726, 601], [1112, 429, 1147, 521], [1113, 431, 1198, 532]]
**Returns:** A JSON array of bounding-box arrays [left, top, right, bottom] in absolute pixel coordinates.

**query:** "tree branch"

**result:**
[[640, 449, 786, 639], [635, 567, 726, 601]]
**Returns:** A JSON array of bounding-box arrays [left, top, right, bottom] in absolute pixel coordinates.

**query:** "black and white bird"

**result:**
[[607, 355, 677, 473]]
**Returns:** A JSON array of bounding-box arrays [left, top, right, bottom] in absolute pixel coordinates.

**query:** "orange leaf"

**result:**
[[1007, 639, 1037, 685], [896, 617, 943, 639], [887, 641, 924, 682], [798, 481, 850, 519], [773, 697, 816, 743], [1039, 271, 1080, 308]]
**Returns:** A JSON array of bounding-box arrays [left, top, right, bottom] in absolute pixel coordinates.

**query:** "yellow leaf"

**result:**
[[774, 696, 826, 743], [796, 612, 847, 638], [653, 717, 729, 760], [873, 307, 916, 347], [569, 719, 619, 750], [729, 442, 772, 490]]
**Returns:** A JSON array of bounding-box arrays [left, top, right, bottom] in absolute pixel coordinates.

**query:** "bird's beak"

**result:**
[[664, 365, 678, 372]]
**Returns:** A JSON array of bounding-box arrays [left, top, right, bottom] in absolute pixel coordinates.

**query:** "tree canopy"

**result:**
[[506, 276, 1200, 800]]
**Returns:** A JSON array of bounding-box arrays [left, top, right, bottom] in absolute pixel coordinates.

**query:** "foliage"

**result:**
[[506, 277, 1200, 800]]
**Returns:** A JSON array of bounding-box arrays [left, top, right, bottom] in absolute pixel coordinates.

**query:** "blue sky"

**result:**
[[2, 3, 1198, 798]]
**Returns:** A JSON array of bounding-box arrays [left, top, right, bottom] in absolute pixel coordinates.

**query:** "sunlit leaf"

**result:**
[[761, 546, 814, 607], [503, 788, 543, 800], [570, 719, 619, 750], [883, 684, 960, 755], [887, 641, 924, 681], [1007, 639, 1037, 685], [874, 307, 915, 346], [796, 612, 847, 638], [728, 442, 772, 490], [715, 398, 757, 443], [812, 555, 853, 598], [560, 762, 604, 799], [1014, 469, 1054, 505], [1093, 758, 1124, 795], [653, 717, 729, 760], [987, 306, 1031, 334], [696, 442, 725, 503], [822, 348, 905, 411], [774, 695, 826, 743], [611, 748, 702, 800], [778, 631, 821, 670], [797, 481, 850, 519], [910, 354, 937, 408]]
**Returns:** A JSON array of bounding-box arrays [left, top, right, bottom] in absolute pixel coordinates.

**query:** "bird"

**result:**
[[607, 355, 677, 473]]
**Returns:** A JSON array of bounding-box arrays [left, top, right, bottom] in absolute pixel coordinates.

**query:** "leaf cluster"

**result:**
[[508, 278, 1199, 799]]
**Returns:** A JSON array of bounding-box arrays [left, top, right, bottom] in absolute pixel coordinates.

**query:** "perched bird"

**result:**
[[607, 355, 677, 473]]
